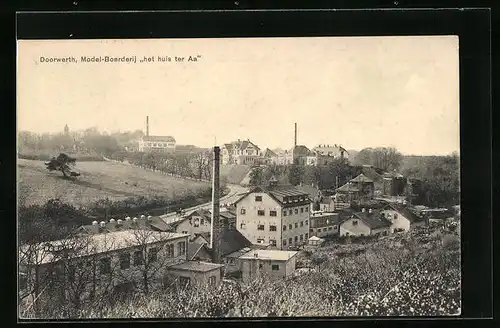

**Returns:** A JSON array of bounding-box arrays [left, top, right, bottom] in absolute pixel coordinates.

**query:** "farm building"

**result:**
[[339, 208, 391, 237]]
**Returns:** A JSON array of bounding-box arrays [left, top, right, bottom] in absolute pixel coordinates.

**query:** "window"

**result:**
[[167, 244, 175, 257], [305, 207, 309, 212], [283, 210, 287, 217], [295, 223, 298, 229], [283, 225, 287, 231], [258, 224, 265, 231], [100, 257, 111, 274], [294, 236, 298, 242], [258, 210, 265, 216], [289, 224, 292, 230], [209, 276, 216, 287], [270, 210, 277, 217], [301, 208, 304, 213], [201, 218, 205, 225], [323, 228, 327, 232], [179, 276, 190, 287], [283, 240, 287, 246], [255, 196, 263, 202], [257, 239, 265, 244], [352, 220, 358, 226], [300, 234, 304, 241], [305, 220, 308, 225], [328, 227, 333, 231], [394, 214, 398, 219], [67, 265, 76, 282], [269, 239, 276, 246], [300, 221, 304, 227], [289, 210, 292, 215], [270, 225, 277, 231], [289, 238, 292, 244], [120, 253, 131, 269], [148, 247, 158, 263], [305, 233, 308, 239], [182, 231, 188, 234], [333, 225, 337, 230], [178, 241, 186, 255], [309, 229, 313, 233], [317, 229, 322, 232], [240, 208, 246, 215], [240, 223, 246, 229], [295, 209, 299, 214], [134, 251, 143, 266], [259, 263, 263, 269], [272, 264, 280, 271]]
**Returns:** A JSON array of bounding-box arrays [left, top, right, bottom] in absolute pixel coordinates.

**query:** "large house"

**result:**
[[311, 144, 348, 159], [221, 139, 262, 165], [234, 179, 311, 250], [138, 135, 176, 153], [339, 208, 392, 237], [169, 209, 212, 241], [238, 249, 299, 283], [333, 173, 375, 208]]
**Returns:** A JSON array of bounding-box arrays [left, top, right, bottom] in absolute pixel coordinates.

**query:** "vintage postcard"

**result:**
[[17, 36, 460, 319]]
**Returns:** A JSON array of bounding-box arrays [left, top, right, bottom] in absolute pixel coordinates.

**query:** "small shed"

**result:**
[[308, 236, 325, 246]]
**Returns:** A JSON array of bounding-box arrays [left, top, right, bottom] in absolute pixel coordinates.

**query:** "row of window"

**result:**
[[94, 241, 186, 276], [254, 195, 308, 204], [258, 263, 280, 271], [144, 142, 174, 148], [282, 233, 309, 246], [240, 207, 309, 216], [282, 220, 308, 231], [310, 226, 337, 233]]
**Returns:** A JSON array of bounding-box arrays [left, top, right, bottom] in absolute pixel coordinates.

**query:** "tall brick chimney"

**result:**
[[146, 116, 149, 137], [294, 123, 297, 147], [210, 146, 221, 263]]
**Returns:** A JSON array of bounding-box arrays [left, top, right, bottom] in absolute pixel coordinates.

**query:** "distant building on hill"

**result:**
[[138, 135, 176, 153], [221, 139, 262, 165]]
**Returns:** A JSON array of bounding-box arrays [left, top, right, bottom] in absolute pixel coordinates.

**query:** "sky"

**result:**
[[17, 36, 459, 156]]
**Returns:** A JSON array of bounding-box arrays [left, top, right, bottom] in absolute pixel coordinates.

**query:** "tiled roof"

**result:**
[[361, 166, 384, 182], [296, 184, 322, 201], [142, 135, 176, 142], [187, 241, 206, 260], [168, 261, 224, 272], [78, 216, 172, 234], [352, 211, 392, 229], [234, 185, 311, 207], [225, 139, 261, 151], [350, 173, 374, 183], [336, 182, 360, 192], [263, 148, 277, 157]]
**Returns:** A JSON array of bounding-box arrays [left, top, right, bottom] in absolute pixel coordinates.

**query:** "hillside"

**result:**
[[220, 164, 251, 185], [18, 159, 211, 207]]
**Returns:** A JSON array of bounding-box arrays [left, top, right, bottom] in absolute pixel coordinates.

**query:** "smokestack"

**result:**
[[146, 116, 149, 137], [210, 146, 221, 263], [294, 123, 297, 147]]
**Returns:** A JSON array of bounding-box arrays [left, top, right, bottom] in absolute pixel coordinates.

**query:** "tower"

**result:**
[[210, 146, 221, 263], [294, 122, 297, 147]]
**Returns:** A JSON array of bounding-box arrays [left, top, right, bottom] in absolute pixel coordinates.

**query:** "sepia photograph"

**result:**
[[17, 36, 461, 319]]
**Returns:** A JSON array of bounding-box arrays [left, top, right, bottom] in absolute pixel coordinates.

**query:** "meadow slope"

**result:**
[[18, 159, 210, 207]]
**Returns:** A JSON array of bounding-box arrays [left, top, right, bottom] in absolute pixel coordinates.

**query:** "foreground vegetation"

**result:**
[[20, 223, 460, 318]]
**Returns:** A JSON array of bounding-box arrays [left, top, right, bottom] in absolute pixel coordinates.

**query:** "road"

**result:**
[[160, 183, 249, 223]]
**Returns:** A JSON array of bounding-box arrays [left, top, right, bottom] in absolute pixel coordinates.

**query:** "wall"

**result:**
[[281, 204, 310, 249], [339, 218, 371, 236], [175, 215, 211, 241], [240, 258, 291, 283], [380, 209, 411, 233], [236, 192, 283, 247], [167, 267, 222, 287]]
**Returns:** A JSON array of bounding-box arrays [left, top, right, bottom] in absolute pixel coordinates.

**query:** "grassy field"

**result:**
[[18, 159, 211, 207]]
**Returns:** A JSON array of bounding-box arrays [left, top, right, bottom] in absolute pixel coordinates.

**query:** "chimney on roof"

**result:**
[[146, 116, 149, 137], [361, 208, 366, 213], [210, 146, 222, 263], [369, 208, 373, 214], [294, 123, 297, 147], [109, 218, 116, 229]]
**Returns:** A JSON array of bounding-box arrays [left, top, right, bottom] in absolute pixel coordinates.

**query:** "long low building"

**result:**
[[237, 249, 299, 283]]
